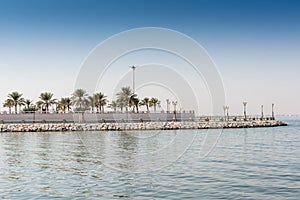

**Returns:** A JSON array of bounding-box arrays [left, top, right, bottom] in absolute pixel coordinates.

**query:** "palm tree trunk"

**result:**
[[15, 104, 17, 114], [9, 107, 11, 114]]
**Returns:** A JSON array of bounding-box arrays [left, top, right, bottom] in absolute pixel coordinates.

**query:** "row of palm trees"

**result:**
[[2, 87, 161, 114]]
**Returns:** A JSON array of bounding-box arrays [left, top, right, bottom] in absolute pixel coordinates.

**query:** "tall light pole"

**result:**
[[130, 66, 137, 93], [226, 106, 229, 121], [223, 105, 229, 121], [172, 101, 177, 112], [166, 99, 170, 113], [172, 101, 178, 121], [271, 103, 274, 120], [243, 102, 247, 120], [223, 106, 226, 118]]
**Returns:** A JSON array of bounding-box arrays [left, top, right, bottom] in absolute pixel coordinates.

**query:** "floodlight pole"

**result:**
[[130, 66, 137, 93]]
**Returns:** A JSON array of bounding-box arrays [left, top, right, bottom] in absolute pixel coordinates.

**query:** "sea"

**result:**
[[0, 117, 299, 199]]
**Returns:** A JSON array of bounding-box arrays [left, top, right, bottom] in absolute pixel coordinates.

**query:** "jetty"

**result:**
[[0, 117, 287, 132]]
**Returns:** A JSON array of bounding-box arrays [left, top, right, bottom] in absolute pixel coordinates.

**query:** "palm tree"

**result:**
[[59, 98, 72, 113], [140, 97, 150, 113], [36, 100, 44, 112], [7, 91, 25, 114], [88, 96, 95, 113], [71, 89, 89, 111], [3, 99, 14, 114], [39, 92, 57, 113], [94, 92, 107, 113], [23, 99, 37, 113], [116, 87, 132, 112], [108, 100, 118, 112], [129, 94, 139, 113], [24, 99, 32, 110], [116, 98, 125, 112], [150, 97, 159, 113]]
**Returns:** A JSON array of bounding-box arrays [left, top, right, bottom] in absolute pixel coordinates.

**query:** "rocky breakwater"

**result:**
[[0, 119, 287, 132]]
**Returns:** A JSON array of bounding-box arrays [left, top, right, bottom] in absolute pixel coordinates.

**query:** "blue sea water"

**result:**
[[0, 117, 299, 199]]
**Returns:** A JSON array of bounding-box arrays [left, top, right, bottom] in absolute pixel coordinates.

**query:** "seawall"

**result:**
[[0, 119, 287, 132]]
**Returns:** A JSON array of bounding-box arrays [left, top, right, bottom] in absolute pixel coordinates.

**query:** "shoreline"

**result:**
[[0, 120, 287, 132]]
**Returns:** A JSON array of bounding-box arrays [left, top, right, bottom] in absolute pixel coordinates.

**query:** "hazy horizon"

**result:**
[[1, 0, 300, 115]]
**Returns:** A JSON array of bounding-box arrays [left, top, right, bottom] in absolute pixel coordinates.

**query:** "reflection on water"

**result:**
[[0, 118, 300, 199]]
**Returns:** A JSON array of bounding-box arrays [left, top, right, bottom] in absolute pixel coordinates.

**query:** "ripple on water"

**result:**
[[0, 118, 300, 199]]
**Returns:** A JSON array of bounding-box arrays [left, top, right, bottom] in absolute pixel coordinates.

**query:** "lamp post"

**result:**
[[226, 106, 229, 121], [130, 66, 137, 93], [166, 99, 170, 113], [261, 105, 264, 120], [243, 102, 247, 120], [223, 105, 229, 121], [271, 103, 274, 120], [172, 101, 178, 121]]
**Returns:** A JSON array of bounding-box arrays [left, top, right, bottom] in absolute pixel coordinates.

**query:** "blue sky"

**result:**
[[0, 0, 300, 115]]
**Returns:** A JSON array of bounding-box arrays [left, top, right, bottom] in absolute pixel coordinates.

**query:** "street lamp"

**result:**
[[172, 101, 178, 121], [223, 106, 226, 117], [226, 106, 229, 121], [271, 103, 275, 120], [166, 99, 170, 113], [172, 101, 177, 112], [223, 105, 229, 121], [129, 65, 137, 93], [243, 102, 247, 120]]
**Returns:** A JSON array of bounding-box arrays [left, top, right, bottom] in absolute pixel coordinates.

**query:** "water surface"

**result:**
[[0, 118, 299, 199]]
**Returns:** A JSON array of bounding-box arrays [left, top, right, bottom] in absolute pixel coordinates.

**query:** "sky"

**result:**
[[0, 0, 299, 115]]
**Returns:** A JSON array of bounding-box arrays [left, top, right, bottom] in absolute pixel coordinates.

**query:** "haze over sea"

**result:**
[[0, 117, 299, 199]]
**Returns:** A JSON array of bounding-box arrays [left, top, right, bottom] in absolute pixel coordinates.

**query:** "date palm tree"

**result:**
[[23, 99, 37, 112], [140, 97, 150, 113], [24, 99, 32, 110], [150, 97, 159, 113], [108, 100, 118, 112], [71, 89, 89, 111], [39, 92, 57, 113], [36, 100, 44, 112], [59, 97, 72, 113], [88, 96, 95, 113], [94, 92, 107, 113], [3, 99, 14, 114], [7, 91, 25, 114], [129, 94, 139, 113], [116, 98, 125, 112], [116, 87, 132, 112]]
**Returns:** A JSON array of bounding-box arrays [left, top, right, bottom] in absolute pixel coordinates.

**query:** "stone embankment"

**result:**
[[0, 120, 287, 132]]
